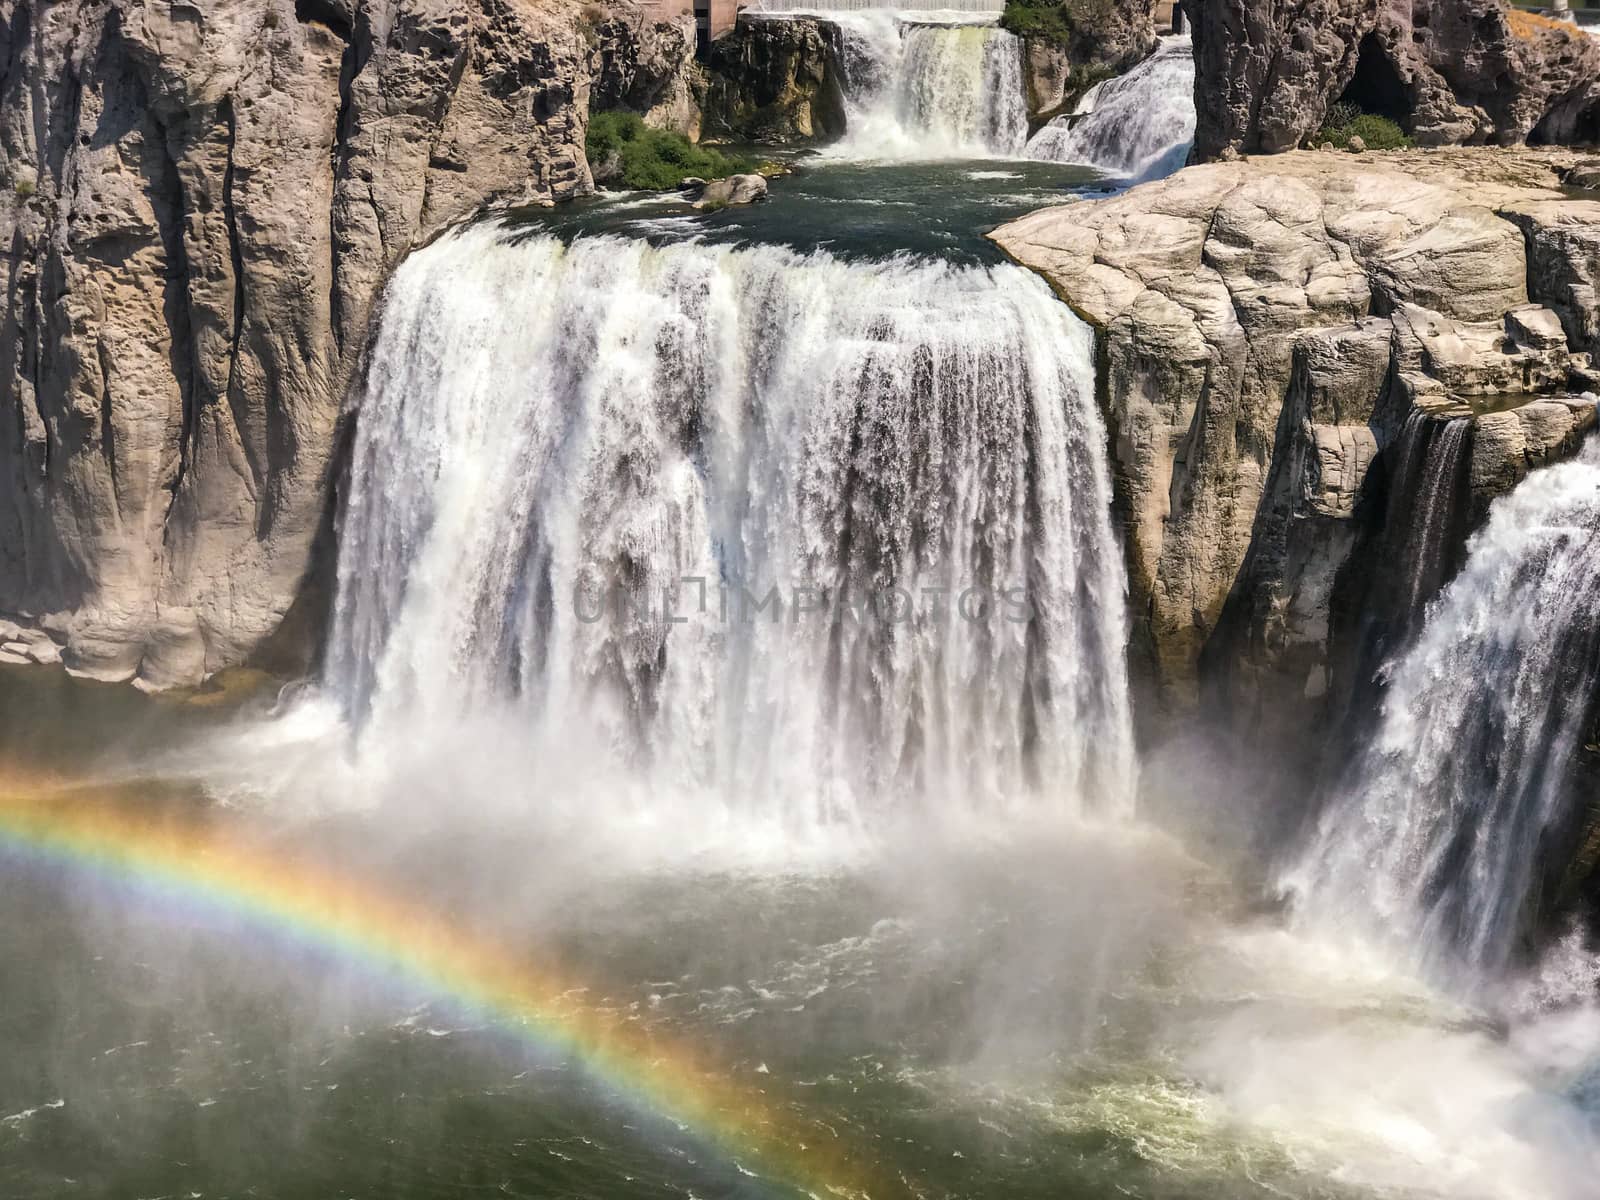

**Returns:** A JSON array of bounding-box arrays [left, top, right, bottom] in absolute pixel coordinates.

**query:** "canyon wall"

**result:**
[[1191, 0, 1600, 158], [992, 148, 1600, 742], [0, 0, 691, 687]]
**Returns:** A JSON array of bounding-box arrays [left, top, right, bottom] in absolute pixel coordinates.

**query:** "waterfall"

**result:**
[[1371, 410, 1474, 648], [327, 226, 1136, 834], [1027, 36, 1195, 181], [819, 13, 1028, 158], [1287, 437, 1600, 978]]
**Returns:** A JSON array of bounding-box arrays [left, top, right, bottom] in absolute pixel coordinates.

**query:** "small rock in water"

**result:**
[[692, 174, 768, 210]]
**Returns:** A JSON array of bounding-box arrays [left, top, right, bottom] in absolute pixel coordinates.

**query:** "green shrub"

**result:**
[[1315, 109, 1412, 151], [999, 0, 1115, 46], [586, 112, 755, 191]]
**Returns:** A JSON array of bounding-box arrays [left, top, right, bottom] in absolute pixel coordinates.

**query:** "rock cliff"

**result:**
[[991, 148, 1600, 739], [1191, 0, 1600, 158], [0, 0, 689, 687], [1002, 0, 1160, 120], [697, 16, 846, 144]]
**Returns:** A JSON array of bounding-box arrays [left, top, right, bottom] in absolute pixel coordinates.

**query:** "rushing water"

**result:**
[[1290, 437, 1600, 980], [1026, 35, 1196, 180], [326, 226, 1135, 837], [816, 13, 1028, 159]]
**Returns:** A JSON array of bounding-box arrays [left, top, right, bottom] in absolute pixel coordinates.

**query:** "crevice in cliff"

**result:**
[[220, 95, 265, 512], [94, 339, 121, 526], [1339, 33, 1414, 129], [294, 0, 353, 43], [326, 3, 369, 361], [144, 111, 200, 543]]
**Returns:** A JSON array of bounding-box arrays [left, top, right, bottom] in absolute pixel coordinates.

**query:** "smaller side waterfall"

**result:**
[[824, 13, 1027, 158], [1027, 36, 1195, 181], [1288, 437, 1600, 979], [1374, 410, 1474, 644]]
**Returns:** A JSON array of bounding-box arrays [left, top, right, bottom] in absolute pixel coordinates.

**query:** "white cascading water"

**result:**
[[1027, 35, 1195, 180], [325, 225, 1136, 837], [1287, 436, 1600, 980], [813, 12, 1027, 158]]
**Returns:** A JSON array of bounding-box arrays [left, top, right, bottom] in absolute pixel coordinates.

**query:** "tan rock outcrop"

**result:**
[[991, 147, 1600, 730], [0, 0, 689, 687]]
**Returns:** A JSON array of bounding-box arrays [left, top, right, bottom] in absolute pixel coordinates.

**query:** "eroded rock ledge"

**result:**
[[0, 0, 690, 688], [991, 147, 1600, 737]]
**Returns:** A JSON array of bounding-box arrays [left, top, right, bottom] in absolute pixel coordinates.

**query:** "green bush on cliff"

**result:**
[[999, 0, 1115, 44], [1315, 104, 1413, 151], [586, 112, 754, 191]]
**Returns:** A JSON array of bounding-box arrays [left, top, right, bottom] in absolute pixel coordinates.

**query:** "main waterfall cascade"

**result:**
[[1026, 35, 1196, 180], [1288, 437, 1600, 980], [327, 226, 1137, 834]]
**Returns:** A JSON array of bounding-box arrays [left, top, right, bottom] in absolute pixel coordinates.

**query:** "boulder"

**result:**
[[692, 174, 769, 209]]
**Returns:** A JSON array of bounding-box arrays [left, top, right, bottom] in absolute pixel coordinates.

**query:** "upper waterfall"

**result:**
[[804, 12, 1028, 158], [1027, 35, 1195, 180], [1287, 436, 1600, 979], [326, 226, 1136, 836]]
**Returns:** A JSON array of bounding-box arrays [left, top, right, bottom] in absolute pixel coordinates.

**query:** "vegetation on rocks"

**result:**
[[1316, 103, 1413, 151], [586, 112, 754, 190], [999, 0, 1117, 45]]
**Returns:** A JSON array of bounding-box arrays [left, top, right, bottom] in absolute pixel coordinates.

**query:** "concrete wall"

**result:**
[[644, 0, 739, 43], [702, 0, 739, 39]]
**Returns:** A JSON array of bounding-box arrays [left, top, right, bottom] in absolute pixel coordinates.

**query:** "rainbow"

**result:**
[[0, 780, 895, 1199]]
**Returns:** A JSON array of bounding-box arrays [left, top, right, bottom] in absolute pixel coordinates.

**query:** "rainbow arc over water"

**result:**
[[0, 779, 896, 1199]]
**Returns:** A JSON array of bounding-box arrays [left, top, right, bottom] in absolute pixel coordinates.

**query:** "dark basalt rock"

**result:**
[[1190, 0, 1600, 160], [697, 17, 847, 145]]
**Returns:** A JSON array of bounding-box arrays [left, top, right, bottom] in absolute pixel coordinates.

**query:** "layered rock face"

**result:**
[[0, 0, 688, 687], [1191, 0, 1600, 158], [991, 148, 1600, 738]]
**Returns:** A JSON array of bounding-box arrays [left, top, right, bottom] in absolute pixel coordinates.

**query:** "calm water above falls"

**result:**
[[520, 158, 1110, 265]]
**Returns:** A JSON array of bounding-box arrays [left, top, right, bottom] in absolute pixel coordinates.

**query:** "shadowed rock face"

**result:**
[[698, 16, 847, 144], [991, 148, 1600, 739], [0, 0, 690, 687], [1191, 0, 1600, 159]]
